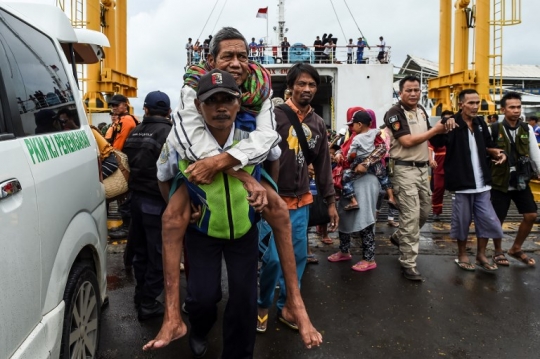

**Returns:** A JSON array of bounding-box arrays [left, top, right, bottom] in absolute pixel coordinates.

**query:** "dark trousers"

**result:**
[[130, 191, 166, 302], [185, 225, 258, 359]]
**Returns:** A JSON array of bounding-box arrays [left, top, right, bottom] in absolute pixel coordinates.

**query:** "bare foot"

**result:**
[[142, 319, 188, 351], [282, 305, 322, 349]]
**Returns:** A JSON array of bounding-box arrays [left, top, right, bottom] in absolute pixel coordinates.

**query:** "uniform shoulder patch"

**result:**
[[388, 115, 398, 124], [158, 142, 170, 164]]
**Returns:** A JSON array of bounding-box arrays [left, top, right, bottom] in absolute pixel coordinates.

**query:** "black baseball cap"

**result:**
[[108, 94, 128, 105], [346, 110, 372, 125], [197, 69, 241, 102], [144, 91, 170, 111]]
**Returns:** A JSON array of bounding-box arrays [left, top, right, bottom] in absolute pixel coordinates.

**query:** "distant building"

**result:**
[[396, 54, 540, 113]]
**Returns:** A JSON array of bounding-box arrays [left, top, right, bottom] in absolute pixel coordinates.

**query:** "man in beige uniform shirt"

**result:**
[[384, 76, 450, 281]]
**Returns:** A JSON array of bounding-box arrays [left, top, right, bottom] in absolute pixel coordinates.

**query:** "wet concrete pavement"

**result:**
[[99, 215, 540, 359]]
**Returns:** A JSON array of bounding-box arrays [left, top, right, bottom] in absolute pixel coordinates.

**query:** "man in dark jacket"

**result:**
[[431, 89, 506, 272], [122, 91, 172, 320]]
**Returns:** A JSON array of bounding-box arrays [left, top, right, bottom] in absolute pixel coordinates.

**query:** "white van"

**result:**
[[0, 3, 108, 358]]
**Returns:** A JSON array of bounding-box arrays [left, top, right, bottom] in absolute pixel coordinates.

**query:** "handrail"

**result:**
[[187, 44, 391, 66]]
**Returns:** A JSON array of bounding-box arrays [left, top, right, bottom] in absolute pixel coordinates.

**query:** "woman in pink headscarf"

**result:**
[[328, 107, 388, 272]]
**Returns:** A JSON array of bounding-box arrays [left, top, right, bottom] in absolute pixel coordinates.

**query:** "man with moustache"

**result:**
[[430, 89, 507, 272], [384, 75, 450, 281], [257, 63, 338, 332]]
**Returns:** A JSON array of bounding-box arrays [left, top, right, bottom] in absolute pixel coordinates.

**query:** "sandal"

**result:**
[[387, 220, 399, 228], [492, 252, 509, 267], [328, 252, 352, 262], [344, 203, 359, 211], [352, 260, 377, 272], [475, 260, 498, 272], [256, 313, 268, 333], [307, 254, 319, 264], [507, 250, 536, 267], [277, 310, 298, 331], [454, 259, 475, 271], [321, 237, 334, 244]]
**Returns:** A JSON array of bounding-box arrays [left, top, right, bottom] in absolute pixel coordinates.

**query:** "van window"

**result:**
[[0, 10, 79, 136]]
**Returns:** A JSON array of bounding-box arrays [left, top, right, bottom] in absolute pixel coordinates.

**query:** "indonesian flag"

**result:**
[[256, 7, 268, 19]]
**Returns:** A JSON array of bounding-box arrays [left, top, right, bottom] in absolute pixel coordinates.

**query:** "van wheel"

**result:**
[[60, 264, 101, 359]]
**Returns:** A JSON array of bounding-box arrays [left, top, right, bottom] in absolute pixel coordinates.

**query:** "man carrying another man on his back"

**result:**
[[143, 70, 322, 358], [144, 27, 322, 358]]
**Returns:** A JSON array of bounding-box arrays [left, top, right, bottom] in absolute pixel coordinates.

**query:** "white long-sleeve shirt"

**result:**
[[167, 86, 279, 168], [157, 86, 281, 181]]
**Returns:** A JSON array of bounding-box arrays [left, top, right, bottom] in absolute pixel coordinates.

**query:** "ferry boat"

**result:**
[[190, 0, 395, 132]]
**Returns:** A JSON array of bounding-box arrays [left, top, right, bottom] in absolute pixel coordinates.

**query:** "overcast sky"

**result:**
[[25, 0, 540, 113]]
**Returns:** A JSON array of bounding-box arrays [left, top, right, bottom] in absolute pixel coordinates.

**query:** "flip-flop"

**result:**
[[321, 237, 334, 244], [507, 251, 536, 267], [256, 313, 268, 333], [387, 220, 399, 228], [277, 311, 298, 331], [454, 259, 475, 271], [492, 252, 510, 267], [344, 204, 359, 211], [307, 254, 319, 264], [328, 252, 352, 262], [352, 260, 377, 272], [475, 260, 498, 272]]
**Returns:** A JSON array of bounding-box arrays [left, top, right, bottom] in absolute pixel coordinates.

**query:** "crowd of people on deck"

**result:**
[[185, 33, 389, 66], [99, 26, 539, 359]]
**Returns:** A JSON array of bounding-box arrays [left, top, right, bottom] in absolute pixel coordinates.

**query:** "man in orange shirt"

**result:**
[[108, 94, 138, 241], [108, 94, 138, 151]]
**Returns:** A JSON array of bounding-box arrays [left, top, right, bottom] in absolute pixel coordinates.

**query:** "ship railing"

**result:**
[[187, 45, 391, 66]]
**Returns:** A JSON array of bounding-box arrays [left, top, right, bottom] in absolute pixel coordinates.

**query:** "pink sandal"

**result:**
[[352, 260, 377, 272], [328, 252, 352, 262]]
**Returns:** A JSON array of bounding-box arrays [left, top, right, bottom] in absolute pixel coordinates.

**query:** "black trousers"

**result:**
[[185, 225, 259, 359], [130, 191, 166, 302]]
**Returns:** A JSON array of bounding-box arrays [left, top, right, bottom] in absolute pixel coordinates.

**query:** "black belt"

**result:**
[[394, 160, 429, 167]]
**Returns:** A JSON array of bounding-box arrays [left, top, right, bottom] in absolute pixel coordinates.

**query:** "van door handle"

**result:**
[[0, 179, 22, 200]]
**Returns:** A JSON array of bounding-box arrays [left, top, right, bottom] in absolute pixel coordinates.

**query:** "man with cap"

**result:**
[[108, 93, 140, 241], [108, 94, 138, 151], [122, 91, 172, 320], [356, 37, 369, 64], [144, 70, 322, 358], [155, 27, 320, 348]]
